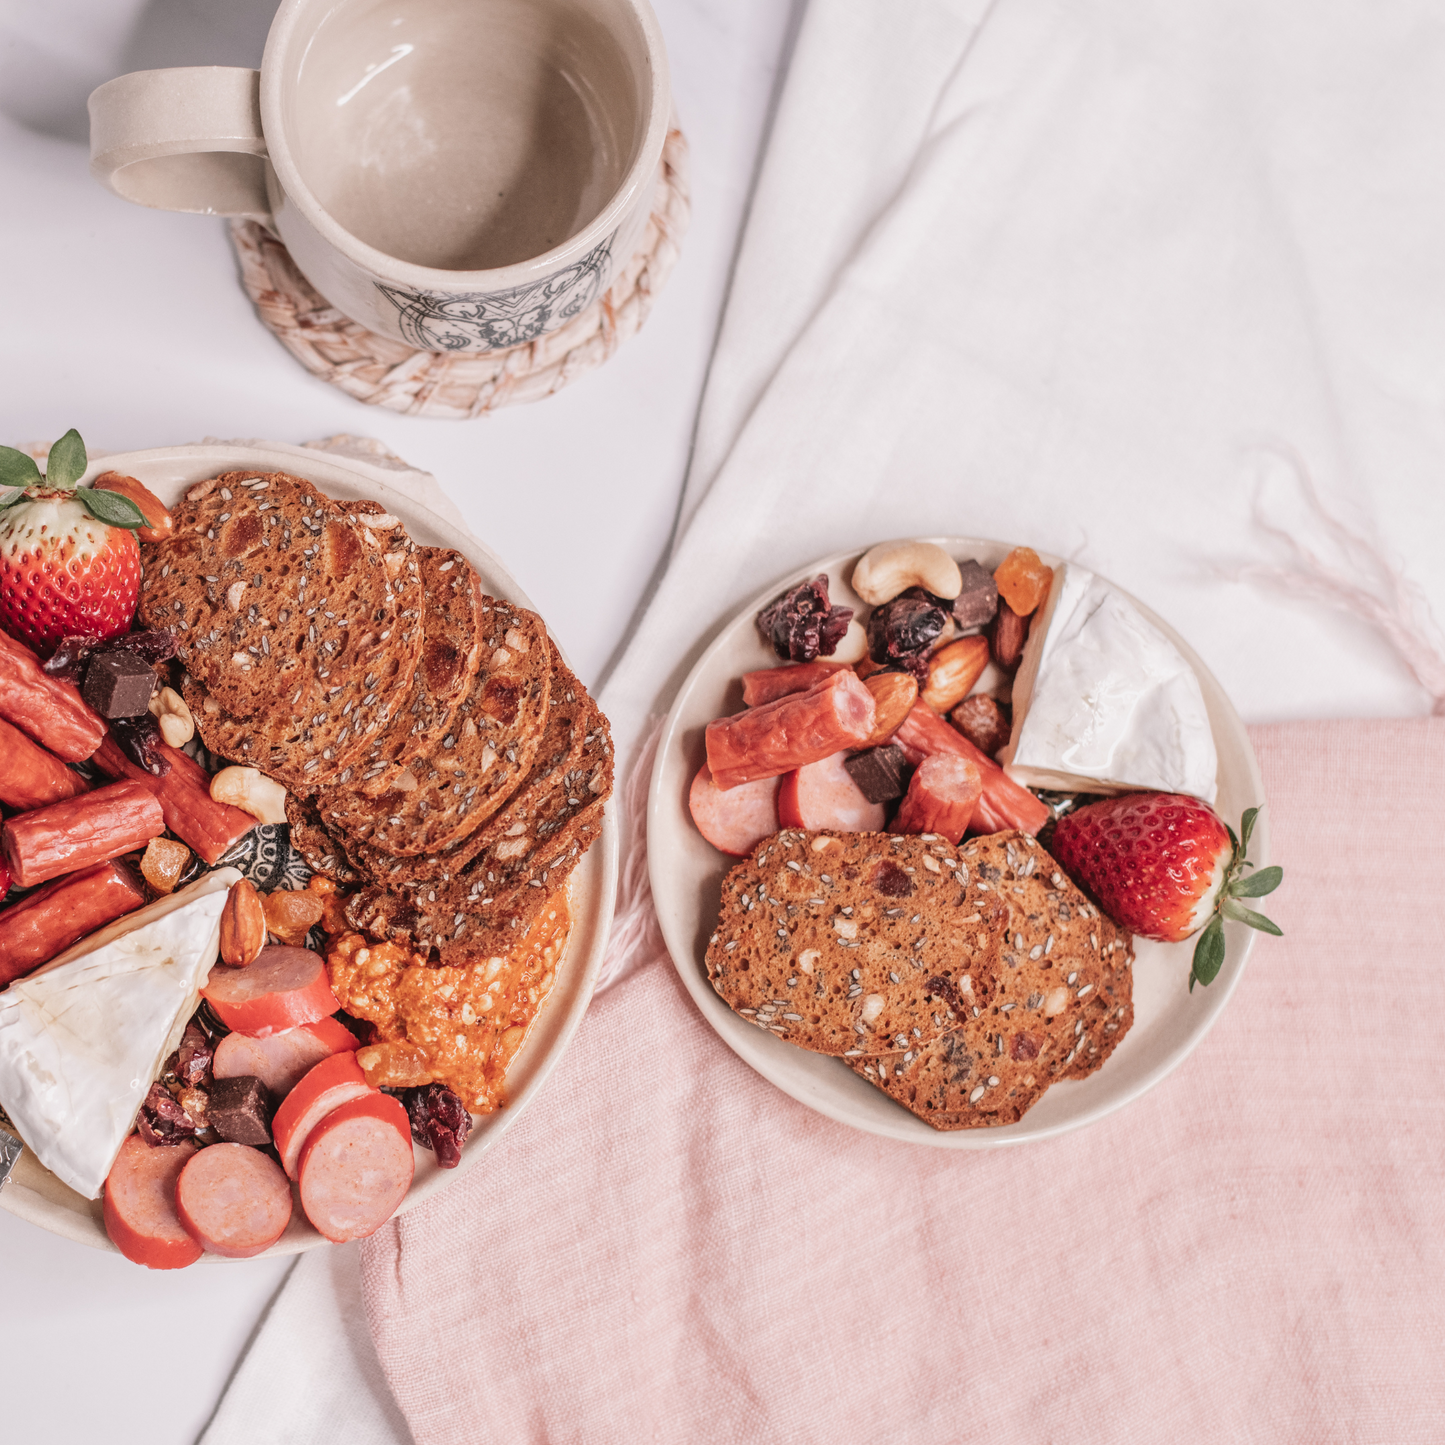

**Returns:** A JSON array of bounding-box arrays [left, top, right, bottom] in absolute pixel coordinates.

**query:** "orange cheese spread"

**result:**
[[325, 888, 571, 1112]]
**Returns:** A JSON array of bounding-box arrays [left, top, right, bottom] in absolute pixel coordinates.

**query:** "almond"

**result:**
[[920, 636, 990, 713], [220, 878, 266, 967], [990, 603, 1027, 671], [860, 671, 919, 746]]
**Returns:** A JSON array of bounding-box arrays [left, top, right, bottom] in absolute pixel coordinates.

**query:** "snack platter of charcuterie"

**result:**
[[648, 538, 1271, 1147], [0, 440, 617, 1260]]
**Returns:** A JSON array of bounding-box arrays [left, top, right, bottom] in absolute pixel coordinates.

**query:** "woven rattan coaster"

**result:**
[[231, 127, 690, 420]]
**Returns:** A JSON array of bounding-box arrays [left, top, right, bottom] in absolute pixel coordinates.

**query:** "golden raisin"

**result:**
[[140, 836, 190, 894], [993, 548, 1053, 617], [262, 888, 326, 946]]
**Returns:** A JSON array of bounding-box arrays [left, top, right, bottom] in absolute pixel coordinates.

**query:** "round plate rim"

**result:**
[[647, 536, 1264, 1149], [0, 441, 618, 1252]]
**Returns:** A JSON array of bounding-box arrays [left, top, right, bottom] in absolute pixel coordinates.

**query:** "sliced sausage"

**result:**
[[688, 763, 780, 856], [213, 1016, 361, 1097], [888, 753, 982, 845], [0, 627, 106, 762], [102, 1135, 202, 1270], [202, 946, 341, 1037], [741, 661, 846, 707], [1, 780, 165, 888], [92, 734, 256, 865], [0, 860, 147, 987], [705, 670, 876, 791], [0, 717, 89, 811], [894, 703, 1050, 836], [175, 1143, 293, 1258], [777, 752, 886, 833], [298, 1092, 414, 1244], [273, 1051, 375, 1179]]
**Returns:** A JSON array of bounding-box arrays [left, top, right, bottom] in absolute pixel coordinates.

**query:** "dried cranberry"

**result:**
[[174, 1021, 214, 1089], [101, 629, 177, 666], [401, 1083, 472, 1168], [755, 575, 853, 662], [135, 1081, 199, 1146], [41, 635, 104, 682], [866, 592, 947, 682], [41, 629, 175, 682], [110, 714, 171, 776]]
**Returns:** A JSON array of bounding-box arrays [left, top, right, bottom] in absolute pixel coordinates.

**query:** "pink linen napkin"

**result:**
[[359, 716, 1445, 1443]]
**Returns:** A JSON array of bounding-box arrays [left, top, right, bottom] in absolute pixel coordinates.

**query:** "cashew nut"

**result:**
[[149, 686, 195, 748], [210, 765, 288, 825], [851, 541, 963, 605]]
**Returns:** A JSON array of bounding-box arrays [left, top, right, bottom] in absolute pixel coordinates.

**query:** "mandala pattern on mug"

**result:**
[[376, 234, 616, 352]]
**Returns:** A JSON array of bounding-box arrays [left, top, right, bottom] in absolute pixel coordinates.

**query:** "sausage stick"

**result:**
[[705, 670, 876, 791], [888, 753, 983, 846], [0, 717, 89, 811], [894, 704, 1051, 836], [91, 735, 255, 865], [740, 661, 847, 707], [0, 628, 106, 762], [0, 860, 147, 986], [1, 780, 164, 889]]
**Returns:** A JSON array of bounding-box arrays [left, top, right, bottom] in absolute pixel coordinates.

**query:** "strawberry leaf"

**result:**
[[0, 447, 42, 491], [1221, 899, 1283, 935], [45, 429, 86, 489], [1190, 914, 1226, 989], [78, 486, 146, 530], [1240, 806, 1259, 853], [1229, 864, 1282, 898]]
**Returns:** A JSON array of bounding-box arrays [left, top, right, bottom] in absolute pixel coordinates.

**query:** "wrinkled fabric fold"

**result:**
[[360, 718, 1445, 1443]]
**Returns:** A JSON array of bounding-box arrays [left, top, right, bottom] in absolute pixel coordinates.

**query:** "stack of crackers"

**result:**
[[139, 470, 612, 960], [705, 830, 1133, 1129]]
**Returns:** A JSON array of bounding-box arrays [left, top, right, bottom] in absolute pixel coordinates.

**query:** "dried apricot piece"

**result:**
[[140, 836, 190, 894], [993, 548, 1053, 616]]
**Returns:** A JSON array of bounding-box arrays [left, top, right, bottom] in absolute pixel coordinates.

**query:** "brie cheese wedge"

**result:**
[[1002, 564, 1218, 802], [0, 868, 241, 1200]]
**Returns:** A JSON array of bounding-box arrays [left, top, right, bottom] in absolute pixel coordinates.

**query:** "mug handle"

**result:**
[[88, 67, 271, 222]]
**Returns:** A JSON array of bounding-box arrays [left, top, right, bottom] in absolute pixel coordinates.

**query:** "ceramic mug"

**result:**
[[88, 0, 670, 353]]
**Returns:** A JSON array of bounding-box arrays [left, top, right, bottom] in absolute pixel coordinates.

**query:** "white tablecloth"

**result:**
[[5, 1, 1445, 1441]]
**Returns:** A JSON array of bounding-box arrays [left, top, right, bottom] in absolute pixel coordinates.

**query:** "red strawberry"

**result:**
[[0, 429, 147, 656], [1050, 793, 1282, 990]]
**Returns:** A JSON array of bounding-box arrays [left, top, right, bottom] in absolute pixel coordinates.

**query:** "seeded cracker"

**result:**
[[347, 545, 485, 793], [705, 831, 1011, 1057], [354, 642, 588, 885], [318, 597, 550, 857], [341, 694, 612, 963], [140, 471, 423, 784], [848, 832, 1134, 1127]]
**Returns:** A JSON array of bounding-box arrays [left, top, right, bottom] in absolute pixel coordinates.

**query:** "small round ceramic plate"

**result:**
[[647, 539, 1265, 1148], [0, 442, 618, 1251]]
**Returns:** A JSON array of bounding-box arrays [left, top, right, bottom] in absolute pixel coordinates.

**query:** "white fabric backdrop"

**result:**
[[207, 1, 1445, 1439]]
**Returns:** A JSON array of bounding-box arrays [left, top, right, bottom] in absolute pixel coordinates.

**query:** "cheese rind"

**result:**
[[1002, 565, 1218, 802], [0, 868, 241, 1199]]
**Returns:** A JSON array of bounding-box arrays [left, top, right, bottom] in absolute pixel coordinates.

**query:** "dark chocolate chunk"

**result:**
[[81, 648, 157, 718], [952, 560, 999, 632], [208, 1074, 273, 1147], [844, 744, 909, 803]]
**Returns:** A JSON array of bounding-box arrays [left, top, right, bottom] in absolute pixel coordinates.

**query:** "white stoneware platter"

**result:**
[[648, 538, 1265, 1148], [0, 442, 618, 1253]]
